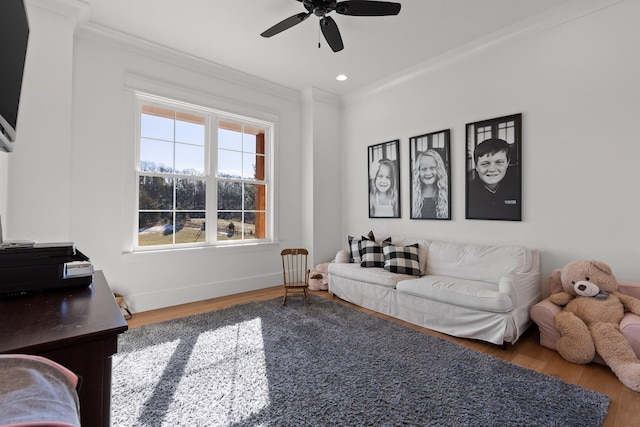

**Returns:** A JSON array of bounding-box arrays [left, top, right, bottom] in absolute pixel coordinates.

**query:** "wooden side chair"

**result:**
[[280, 248, 311, 306]]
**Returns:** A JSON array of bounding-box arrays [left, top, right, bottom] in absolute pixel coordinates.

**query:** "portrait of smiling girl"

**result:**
[[409, 130, 451, 220], [368, 140, 400, 218], [412, 149, 449, 219]]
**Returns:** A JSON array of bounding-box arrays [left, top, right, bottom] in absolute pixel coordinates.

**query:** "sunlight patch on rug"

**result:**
[[112, 340, 180, 423], [172, 318, 270, 424], [112, 318, 270, 426]]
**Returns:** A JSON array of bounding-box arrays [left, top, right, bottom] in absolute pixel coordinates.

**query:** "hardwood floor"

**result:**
[[126, 287, 640, 426]]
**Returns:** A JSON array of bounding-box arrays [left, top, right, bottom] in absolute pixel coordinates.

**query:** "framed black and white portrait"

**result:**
[[409, 130, 451, 220], [368, 139, 400, 218], [465, 113, 522, 221]]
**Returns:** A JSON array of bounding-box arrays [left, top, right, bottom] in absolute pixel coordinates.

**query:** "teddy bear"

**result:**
[[308, 262, 330, 291], [549, 260, 640, 391]]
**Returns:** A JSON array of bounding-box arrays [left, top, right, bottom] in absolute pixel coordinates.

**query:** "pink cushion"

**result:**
[[530, 280, 640, 365], [0, 355, 80, 427]]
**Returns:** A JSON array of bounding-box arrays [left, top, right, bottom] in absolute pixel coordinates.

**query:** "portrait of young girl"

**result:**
[[409, 130, 451, 220], [368, 140, 400, 218]]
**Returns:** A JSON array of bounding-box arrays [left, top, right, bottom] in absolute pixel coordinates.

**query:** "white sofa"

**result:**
[[328, 236, 541, 345]]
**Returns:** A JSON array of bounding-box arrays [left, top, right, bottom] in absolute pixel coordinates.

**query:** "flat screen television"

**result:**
[[0, 0, 30, 152]]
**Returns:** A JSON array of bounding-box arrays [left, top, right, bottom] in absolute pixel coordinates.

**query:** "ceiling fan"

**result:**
[[260, 0, 401, 52]]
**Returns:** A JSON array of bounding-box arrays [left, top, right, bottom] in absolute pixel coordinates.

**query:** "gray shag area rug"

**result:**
[[112, 295, 609, 427]]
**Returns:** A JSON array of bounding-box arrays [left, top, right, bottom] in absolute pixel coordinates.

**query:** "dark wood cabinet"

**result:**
[[0, 270, 128, 427]]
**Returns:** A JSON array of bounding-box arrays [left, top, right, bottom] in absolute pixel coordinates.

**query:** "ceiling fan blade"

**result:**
[[320, 16, 344, 52], [335, 1, 401, 16], [260, 12, 311, 38]]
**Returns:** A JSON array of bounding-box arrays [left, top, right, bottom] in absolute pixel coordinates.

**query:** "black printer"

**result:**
[[0, 243, 93, 297]]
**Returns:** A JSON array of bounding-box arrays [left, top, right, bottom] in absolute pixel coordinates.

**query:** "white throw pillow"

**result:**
[[335, 250, 351, 264]]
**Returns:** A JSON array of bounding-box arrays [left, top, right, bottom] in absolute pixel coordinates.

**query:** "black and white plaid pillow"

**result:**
[[360, 237, 390, 268], [383, 243, 422, 276], [348, 231, 375, 263]]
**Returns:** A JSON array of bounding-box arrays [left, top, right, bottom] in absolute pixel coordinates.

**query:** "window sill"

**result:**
[[123, 241, 279, 257]]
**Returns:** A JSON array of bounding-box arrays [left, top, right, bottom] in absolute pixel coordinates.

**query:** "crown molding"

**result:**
[[26, 0, 90, 30], [302, 87, 341, 108], [342, 0, 623, 106], [75, 22, 301, 105]]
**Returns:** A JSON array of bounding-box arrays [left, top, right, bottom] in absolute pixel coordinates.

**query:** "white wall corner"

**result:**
[[26, 0, 90, 30]]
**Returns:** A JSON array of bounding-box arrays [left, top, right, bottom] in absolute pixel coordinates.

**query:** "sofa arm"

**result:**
[[498, 275, 517, 305], [619, 281, 640, 300], [499, 271, 541, 308], [530, 299, 562, 351]]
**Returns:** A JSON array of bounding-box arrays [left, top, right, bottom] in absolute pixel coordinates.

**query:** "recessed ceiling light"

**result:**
[[336, 74, 348, 81]]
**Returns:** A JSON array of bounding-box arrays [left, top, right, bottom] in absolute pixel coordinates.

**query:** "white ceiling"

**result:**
[[82, 0, 574, 96]]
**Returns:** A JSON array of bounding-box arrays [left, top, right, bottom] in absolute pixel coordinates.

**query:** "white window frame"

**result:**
[[132, 91, 274, 252]]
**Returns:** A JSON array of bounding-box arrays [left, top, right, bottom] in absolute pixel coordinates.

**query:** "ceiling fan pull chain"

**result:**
[[318, 25, 321, 48]]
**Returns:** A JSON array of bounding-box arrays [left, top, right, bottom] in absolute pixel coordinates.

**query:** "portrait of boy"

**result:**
[[465, 114, 522, 221]]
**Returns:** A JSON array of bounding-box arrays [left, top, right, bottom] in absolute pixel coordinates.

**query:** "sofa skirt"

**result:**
[[329, 274, 523, 345]]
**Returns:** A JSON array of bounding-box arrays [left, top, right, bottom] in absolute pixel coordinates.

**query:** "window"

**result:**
[[135, 94, 272, 250]]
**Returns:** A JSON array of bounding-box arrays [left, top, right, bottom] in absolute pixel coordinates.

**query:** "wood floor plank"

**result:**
[[125, 288, 639, 425], [609, 387, 640, 427]]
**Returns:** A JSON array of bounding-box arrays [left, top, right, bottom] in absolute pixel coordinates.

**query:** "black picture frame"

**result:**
[[368, 139, 401, 218], [409, 129, 451, 220], [465, 113, 522, 221]]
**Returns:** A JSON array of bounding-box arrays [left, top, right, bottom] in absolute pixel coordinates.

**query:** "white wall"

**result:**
[[6, 3, 309, 312], [340, 0, 640, 294], [301, 88, 342, 266], [5, 3, 75, 242], [311, 93, 342, 265]]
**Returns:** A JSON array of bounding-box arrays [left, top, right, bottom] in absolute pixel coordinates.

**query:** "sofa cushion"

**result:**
[[348, 231, 375, 263], [328, 263, 412, 288], [396, 275, 514, 313], [383, 243, 421, 276], [360, 237, 390, 268], [426, 240, 533, 284]]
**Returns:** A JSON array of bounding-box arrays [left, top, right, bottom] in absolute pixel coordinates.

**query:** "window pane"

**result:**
[[242, 212, 257, 239], [243, 133, 256, 153], [138, 212, 173, 246], [217, 212, 242, 241], [218, 180, 242, 210], [141, 138, 174, 173], [139, 176, 174, 210], [244, 183, 266, 211], [175, 212, 206, 244], [176, 178, 205, 210], [141, 113, 174, 141], [175, 143, 204, 176], [175, 119, 205, 146], [218, 128, 242, 151], [218, 149, 242, 178], [242, 153, 258, 180]]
